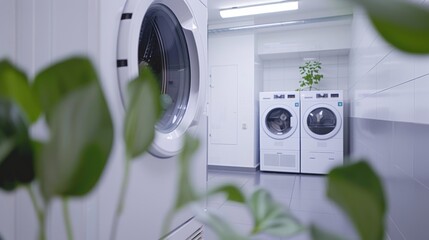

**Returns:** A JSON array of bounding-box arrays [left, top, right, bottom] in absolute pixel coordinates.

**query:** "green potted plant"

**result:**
[[298, 60, 323, 91]]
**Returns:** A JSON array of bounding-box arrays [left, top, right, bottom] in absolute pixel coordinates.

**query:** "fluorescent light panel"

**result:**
[[220, 1, 299, 19]]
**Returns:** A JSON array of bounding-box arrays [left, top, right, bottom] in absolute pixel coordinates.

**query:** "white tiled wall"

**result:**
[[349, 3, 429, 239], [0, 1, 99, 240], [0, 0, 16, 62], [349, 7, 429, 125], [262, 55, 349, 92], [257, 23, 351, 56], [0, 3, 17, 240]]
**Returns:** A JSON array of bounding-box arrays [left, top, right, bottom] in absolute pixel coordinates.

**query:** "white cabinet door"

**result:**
[[209, 65, 238, 145]]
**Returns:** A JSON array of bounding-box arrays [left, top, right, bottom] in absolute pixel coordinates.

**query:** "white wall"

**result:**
[[257, 23, 351, 57], [262, 55, 349, 92], [0, 2, 17, 239], [0, 1, 100, 239], [208, 32, 260, 168], [0, 0, 16, 62], [257, 22, 351, 97], [349, 7, 429, 124], [254, 55, 264, 167], [349, 4, 429, 239]]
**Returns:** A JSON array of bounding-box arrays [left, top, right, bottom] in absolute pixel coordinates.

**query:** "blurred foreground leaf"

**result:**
[[353, 0, 429, 54], [33, 57, 98, 123], [208, 184, 246, 204], [124, 67, 162, 159], [37, 82, 113, 199], [173, 135, 200, 210], [197, 211, 250, 240], [0, 60, 41, 123], [327, 161, 386, 240], [310, 225, 346, 240], [249, 189, 304, 237], [0, 98, 35, 191]]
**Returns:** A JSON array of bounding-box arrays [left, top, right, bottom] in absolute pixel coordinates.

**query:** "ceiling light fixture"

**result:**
[[220, 1, 299, 19]]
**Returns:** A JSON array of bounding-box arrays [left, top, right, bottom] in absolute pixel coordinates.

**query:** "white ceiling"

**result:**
[[208, 0, 354, 26]]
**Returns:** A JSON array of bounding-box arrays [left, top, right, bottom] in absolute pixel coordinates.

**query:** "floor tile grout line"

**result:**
[[388, 215, 406, 240], [288, 176, 297, 208]]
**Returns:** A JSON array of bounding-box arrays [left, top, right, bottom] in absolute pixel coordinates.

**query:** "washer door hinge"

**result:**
[[117, 59, 128, 67], [121, 13, 133, 20]]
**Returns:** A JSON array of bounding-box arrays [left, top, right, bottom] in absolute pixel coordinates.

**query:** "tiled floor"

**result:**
[[204, 169, 359, 240]]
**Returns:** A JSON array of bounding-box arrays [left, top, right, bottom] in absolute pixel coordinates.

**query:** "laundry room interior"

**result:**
[[1, 0, 429, 240]]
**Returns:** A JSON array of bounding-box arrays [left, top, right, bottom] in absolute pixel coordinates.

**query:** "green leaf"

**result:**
[[249, 189, 304, 237], [299, 60, 323, 90], [310, 225, 346, 240], [208, 184, 246, 204], [353, 0, 429, 54], [0, 60, 41, 123], [197, 211, 250, 240], [162, 134, 201, 235], [124, 67, 162, 159], [0, 98, 35, 191], [0, 137, 14, 165], [33, 57, 98, 123], [327, 161, 386, 240], [37, 82, 113, 199], [173, 134, 200, 210]]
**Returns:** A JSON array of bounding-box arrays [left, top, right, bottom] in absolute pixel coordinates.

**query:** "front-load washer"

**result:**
[[0, 0, 207, 239], [259, 91, 300, 173], [300, 90, 343, 174], [99, 0, 208, 239]]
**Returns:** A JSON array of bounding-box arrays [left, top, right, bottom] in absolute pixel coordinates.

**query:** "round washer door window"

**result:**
[[303, 105, 342, 140], [262, 106, 297, 140], [117, 0, 204, 158], [138, 4, 190, 133]]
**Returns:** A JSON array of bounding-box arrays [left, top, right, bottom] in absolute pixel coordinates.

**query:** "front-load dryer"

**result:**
[[259, 91, 300, 173], [300, 90, 343, 174]]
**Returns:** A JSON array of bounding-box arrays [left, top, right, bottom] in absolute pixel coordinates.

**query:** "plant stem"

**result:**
[[109, 156, 131, 240], [25, 185, 46, 240], [39, 214, 46, 240], [62, 198, 74, 240]]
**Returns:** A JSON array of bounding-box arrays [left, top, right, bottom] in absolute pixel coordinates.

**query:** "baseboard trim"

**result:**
[[208, 165, 259, 172]]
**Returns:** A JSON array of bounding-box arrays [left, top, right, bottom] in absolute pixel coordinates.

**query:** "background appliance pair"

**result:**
[[259, 90, 344, 174]]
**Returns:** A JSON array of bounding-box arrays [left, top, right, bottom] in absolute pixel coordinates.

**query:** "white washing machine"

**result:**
[[0, 0, 207, 239], [300, 90, 343, 174], [259, 91, 300, 173]]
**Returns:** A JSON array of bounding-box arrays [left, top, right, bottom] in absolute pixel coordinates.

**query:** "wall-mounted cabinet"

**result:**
[[257, 23, 351, 59]]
